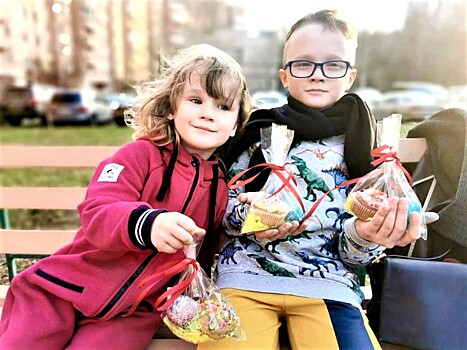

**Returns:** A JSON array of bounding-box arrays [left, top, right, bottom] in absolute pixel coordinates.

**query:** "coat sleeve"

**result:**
[[77, 141, 163, 252]]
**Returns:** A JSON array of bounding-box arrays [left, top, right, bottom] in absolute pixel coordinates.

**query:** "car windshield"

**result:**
[[52, 93, 82, 103]]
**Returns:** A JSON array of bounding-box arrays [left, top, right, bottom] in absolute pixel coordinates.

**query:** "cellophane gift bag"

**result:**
[[344, 114, 427, 239], [240, 123, 305, 233], [158, 237, 244, 344]]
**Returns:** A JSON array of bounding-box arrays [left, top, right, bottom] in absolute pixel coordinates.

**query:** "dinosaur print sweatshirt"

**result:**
[[216, 135, 385, 307]]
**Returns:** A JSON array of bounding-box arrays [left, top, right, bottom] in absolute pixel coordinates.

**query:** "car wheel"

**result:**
[[83, 114, 97, 126], [39, 114, 48, 127], [6, 117, 22, 126], [115, 116, 126, 126]]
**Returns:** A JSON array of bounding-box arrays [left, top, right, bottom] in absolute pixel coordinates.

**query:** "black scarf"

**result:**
[[225, 93, 377, 192]]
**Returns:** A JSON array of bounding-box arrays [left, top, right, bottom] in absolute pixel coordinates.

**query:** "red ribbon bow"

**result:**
[[125, 257, 198, 316], [370, 145, 413, 186], [227, 163, 305, 213]]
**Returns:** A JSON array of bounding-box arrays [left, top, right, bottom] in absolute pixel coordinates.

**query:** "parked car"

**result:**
[[108, 92, 136, 126], [252, 90, 287, 110], [391, 81, 448, 105], [372, 90, 444, 122], [2, 84, 56, 126], [350, 87, 382, 109], [45, 90, 113, 125]]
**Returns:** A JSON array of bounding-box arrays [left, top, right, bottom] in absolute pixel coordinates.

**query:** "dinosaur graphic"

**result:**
[[227, 167, 243, 181], [317, 233, 339, 257], [297, 147, 342, 160], [295, 251, 339, 278], [248, 254, 296, 277], [291, 155, 334, 202], [322, 166, 350, 195], [238, 235, 263, 252], [226, 206, 243, 230], [348, 277, 366, 301], [340, 234, 349, 252], [265, 231, 313, 254], [325, 207, 352, 231], [219, 241, 242, 265]]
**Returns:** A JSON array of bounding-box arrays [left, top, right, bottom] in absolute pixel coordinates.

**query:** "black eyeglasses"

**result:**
[[284, 60, 353, 79]]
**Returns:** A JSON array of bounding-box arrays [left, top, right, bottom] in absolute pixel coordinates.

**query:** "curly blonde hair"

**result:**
[[126, 44, 251, 156]]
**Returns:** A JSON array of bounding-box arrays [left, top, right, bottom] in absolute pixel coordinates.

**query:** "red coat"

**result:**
[[19, 137, 227, 321]]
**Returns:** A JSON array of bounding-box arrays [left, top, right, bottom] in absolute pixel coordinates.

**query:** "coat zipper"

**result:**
[[96, 157, 200, 318], [95, 251, 157, 318]]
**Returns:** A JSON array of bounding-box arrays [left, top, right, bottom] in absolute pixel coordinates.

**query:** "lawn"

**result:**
[[0, 125, 134, 145]]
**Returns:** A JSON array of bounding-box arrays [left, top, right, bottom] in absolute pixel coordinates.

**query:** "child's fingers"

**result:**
[[237, 191, 265, 205], [238, 193, 249, 204], [423, 212, 439, 224], [396, 212, 422, 246], [175, 214, 205, 240]]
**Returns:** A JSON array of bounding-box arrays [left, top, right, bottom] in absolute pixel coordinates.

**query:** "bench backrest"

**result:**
[[0, 139, 427, 268], [0, 145, 119, 257]]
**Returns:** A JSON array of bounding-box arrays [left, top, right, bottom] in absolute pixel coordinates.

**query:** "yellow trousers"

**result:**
[[197, 288, 381, 350]]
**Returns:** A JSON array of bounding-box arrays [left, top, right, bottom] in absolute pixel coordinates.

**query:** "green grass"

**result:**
[[0, 125, 133, 145], [400, 122, 419, 138]]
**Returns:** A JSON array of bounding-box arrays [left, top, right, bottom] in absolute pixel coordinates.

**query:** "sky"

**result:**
[[231, 0, 449, 36]]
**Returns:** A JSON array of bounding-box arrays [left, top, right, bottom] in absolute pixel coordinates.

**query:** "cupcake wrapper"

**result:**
[[350, 201, 377, 221], [251, 209, 287, 227]]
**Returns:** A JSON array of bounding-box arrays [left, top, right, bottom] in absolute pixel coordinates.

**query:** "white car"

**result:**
[[46, 90, 114, 125], [371, 90, 444, 122], [351, 87, 382, 110], [252, 90, 287, 110]]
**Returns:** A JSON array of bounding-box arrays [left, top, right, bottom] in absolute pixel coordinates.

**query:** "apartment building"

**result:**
[[0, 0, 282, 93]]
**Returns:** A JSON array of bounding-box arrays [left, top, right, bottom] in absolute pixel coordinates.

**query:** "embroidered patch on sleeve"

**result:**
[[97, 163, 125, 182]]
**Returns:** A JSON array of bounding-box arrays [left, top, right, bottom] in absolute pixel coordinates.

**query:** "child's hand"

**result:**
[[239, 191, 309, 240], [150, 212, 206, 254], [354, 197, 439, 248], [237, 191, 265, 205], [254, 220, 308, 241]]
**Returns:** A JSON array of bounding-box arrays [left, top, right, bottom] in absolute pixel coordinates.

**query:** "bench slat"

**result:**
[[0, 187, 87, 210], [1, 145, 119, 168], [0, 229, 76, 255]]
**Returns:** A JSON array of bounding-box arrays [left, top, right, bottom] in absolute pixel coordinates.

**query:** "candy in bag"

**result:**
[[158, 239, 244, 344]]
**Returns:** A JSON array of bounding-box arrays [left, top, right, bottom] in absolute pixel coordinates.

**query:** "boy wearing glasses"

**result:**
[[200, 10, 429, 350]]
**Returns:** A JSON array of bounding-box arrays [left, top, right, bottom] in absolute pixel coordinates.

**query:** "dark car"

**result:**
[[108, 92, 136, 126], [3, 84, 55, 126]]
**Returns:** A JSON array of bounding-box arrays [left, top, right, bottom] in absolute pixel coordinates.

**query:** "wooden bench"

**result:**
[[0, 139, 428, 349]]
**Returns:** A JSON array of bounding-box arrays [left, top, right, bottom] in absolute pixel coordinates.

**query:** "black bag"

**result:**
[[370, 256, 467, 350]]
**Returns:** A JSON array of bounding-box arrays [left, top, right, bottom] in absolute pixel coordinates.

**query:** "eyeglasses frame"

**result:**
[[284, 59, 354, 79]]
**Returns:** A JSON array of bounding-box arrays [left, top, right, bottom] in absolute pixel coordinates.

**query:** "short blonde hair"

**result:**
[[283, 10, 358, 65], [126, 44, 251, 156]]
